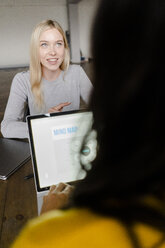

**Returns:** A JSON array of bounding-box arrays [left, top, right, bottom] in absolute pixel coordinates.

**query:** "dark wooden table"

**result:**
[[0, 159, 38, 248]]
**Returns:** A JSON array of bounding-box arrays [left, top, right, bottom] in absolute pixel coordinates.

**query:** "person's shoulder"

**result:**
[[12, 71, 30, 89], [69, 64, 81, 70], [23, 208, 100, 233], [11, 208, 134, 247], [12, 208, 165, 248], [65, 65, 84, 81], [32, 208, 120, 228], [22, 208, 132, 247], [13, 70, 30, 81], [67, 64, 82, 74]]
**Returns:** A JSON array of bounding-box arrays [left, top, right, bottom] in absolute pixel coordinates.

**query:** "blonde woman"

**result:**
[[1, 20, 93, 139]]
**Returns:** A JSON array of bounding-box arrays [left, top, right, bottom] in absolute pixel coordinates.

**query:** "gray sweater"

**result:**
[[1, 65, 93, 139]]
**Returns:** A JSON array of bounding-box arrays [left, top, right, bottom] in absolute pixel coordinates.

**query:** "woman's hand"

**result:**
[[40, 182, 74, 214], [48, 102, 71, 113]]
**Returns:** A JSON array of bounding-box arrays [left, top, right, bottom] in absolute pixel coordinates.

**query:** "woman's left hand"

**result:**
[[48, 102, 71, 113], [40, 182, 74, 214]]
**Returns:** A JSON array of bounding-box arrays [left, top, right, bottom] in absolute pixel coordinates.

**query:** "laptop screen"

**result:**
[[27, 110, 93, 192]]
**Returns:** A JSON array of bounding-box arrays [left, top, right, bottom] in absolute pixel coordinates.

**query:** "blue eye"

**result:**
[[56, 42, 63, 47], [41, 43, 48, 47]]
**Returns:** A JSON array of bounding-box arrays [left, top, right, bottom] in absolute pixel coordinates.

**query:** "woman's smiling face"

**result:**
[[39, 28, 65, 75]]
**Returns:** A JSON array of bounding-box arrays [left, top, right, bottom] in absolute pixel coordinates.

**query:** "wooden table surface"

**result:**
[[0, 159, 38, 248]]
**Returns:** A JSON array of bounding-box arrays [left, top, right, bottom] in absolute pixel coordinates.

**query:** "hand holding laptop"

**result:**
[[41, 182, 74, 214]]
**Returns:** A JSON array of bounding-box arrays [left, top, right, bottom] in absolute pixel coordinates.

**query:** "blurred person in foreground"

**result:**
[[11, 0, 165, 247]]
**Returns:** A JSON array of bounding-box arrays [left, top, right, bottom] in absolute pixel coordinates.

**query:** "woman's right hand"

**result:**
[[40, 182, 74, 214], [48, 102, 71, 113]]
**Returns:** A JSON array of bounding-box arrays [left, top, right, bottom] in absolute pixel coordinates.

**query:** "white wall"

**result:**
[[78, 0, 99, 59], [68, 3, 81, 63], [0, 0, 99, 68]]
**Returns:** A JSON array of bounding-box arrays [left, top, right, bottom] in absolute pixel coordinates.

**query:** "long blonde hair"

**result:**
[[30, 19, 70, 109]]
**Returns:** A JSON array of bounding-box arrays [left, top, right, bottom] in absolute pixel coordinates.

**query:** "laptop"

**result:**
[[27, 109, 93, 214], [0, 138, 30, 180]]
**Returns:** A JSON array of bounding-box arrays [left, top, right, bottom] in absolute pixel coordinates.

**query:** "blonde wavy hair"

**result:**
[[30, 19, 70, 109]]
